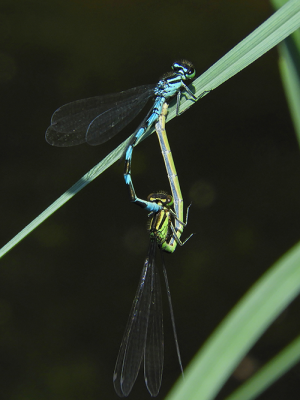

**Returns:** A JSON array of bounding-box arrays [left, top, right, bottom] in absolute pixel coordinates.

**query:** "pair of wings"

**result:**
[[113, 240, 184, 397], [113, 240, 164, 397], [45, 84, 156, 147]]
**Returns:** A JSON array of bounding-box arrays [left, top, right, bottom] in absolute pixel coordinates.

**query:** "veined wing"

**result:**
[[161, 251, 184, 378], [144, 246, 163, 396], [45, 84, 155, 147], [113, 240, 157, 397]]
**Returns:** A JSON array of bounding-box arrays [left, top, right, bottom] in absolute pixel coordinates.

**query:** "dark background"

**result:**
[[1, 1, 300, 399]]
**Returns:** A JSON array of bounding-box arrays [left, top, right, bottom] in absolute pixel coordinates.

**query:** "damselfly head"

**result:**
[[172, 60, 195, 80], [147, 192, 174, 207]]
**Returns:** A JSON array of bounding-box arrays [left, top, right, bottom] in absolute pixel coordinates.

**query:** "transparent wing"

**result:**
[[113, 241, 156, 397], [144, 250, 164, 396], [45, 84, 155, 147], [161, 251, 184, 377]]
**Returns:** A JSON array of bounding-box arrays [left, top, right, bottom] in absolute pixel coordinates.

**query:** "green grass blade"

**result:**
[[165, 242, 300, 400], [166, 0, 300, 119], [278, 39, 300, 143], [271, 0, 300, 145], [1, 0, 300, 258], [224, 335, 300, 400], [0, 136, 131, 259], [278, 30, 300, 146], [216, 6, 300, 397]]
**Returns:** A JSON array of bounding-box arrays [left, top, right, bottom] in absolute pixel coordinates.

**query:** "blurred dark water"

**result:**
[[0, 1, 300, 399]]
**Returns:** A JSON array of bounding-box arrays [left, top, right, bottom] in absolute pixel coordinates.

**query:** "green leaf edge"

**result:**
[[165, 241, 300, 400]]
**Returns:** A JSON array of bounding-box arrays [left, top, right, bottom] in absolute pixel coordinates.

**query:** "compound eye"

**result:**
[[166, 195, 174, 206], [187, 67, 195, 78]]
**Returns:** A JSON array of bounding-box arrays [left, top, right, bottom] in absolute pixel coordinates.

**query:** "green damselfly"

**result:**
[[113, 192, 190, 397]]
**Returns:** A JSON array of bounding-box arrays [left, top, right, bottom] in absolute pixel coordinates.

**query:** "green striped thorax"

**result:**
[[147, 192, 174, 251]]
